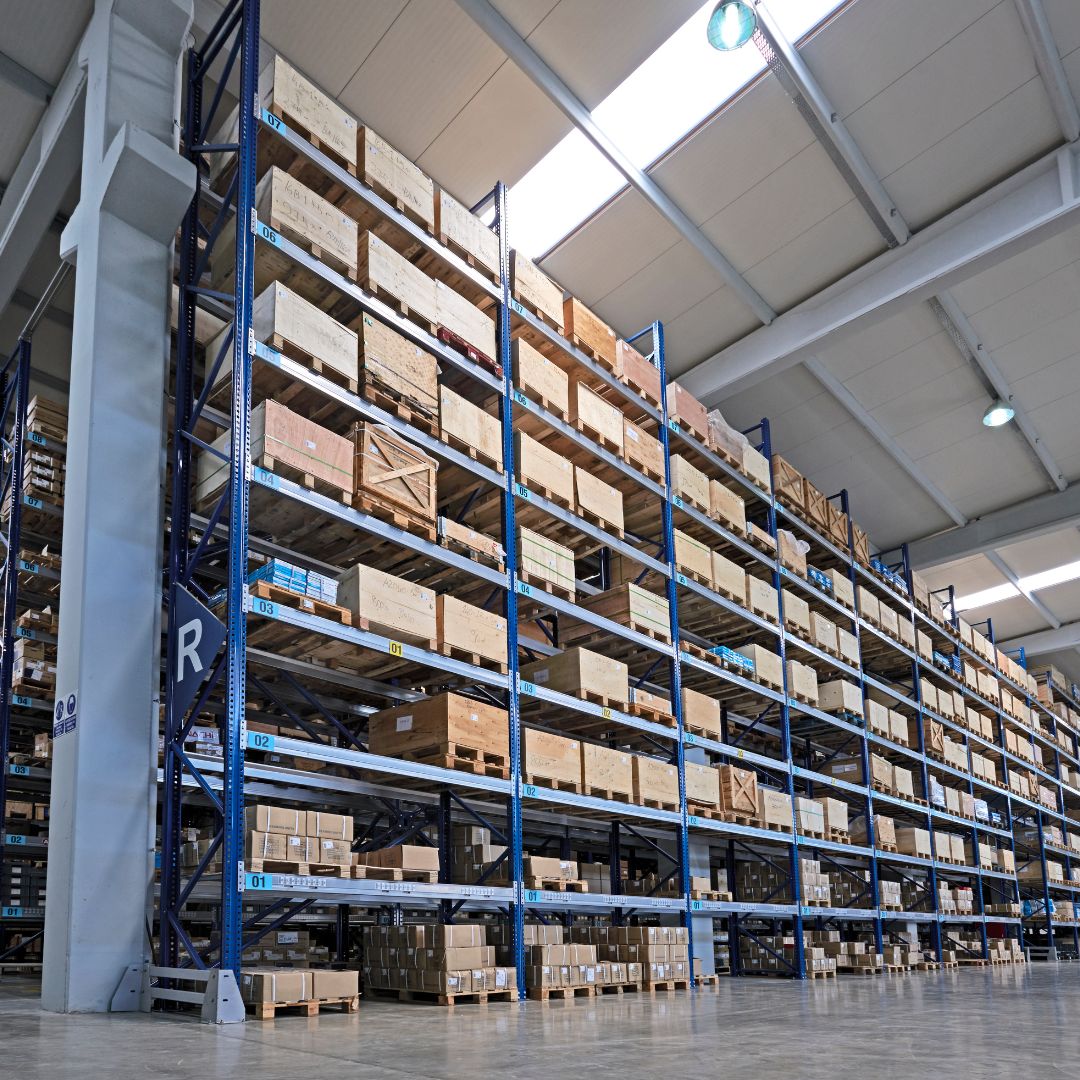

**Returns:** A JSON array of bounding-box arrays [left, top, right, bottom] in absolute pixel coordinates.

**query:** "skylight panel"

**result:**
[[508, 0, 846, 258]]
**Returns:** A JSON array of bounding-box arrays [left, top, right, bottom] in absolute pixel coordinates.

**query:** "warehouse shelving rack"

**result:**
[[156, 0, 1065, 1012]]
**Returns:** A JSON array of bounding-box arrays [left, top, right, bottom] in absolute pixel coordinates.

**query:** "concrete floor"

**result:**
[[2, 965, 1077, 1079]]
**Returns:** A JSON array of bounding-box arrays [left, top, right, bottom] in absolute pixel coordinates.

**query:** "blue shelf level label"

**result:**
[[25, 495, 43, 509], [688, 815, 700, 826], [245, 873, 273, 891], [16, 627, 36, 639], [685, 733, 696, 745], [246, 731, 275, 752], [509, 298, 526, 318], [18, 560, 38, 573], [13, 694, 32, 707], [253, 466, 278, 489], [251, 596, 279, 618], [668, 419, 680, 433], [515, 483, 530, 500], [672, 495, 683, 509], [690, 900, 703, 911], [676, 573, 688, 586], [261, 108, 284, 131], [523, 784, 538, 798], [258, 222, 281, 248], [513, 390, 529, 408], [10, 764, 30, 776], [519, 680, 536, 696], [29, 432, 46, 445], [524, 890, 541, 903], [2, 907, 24, 918], [515, 581, 532, 598], [6, 834, 27, 846]]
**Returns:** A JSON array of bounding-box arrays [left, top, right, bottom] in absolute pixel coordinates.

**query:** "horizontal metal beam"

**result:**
[[999, 620, 1080, 657], [1014, 0, 1080, 143], [680, 142, 1080, 403], [452, 0, 777, 326], [908, 482, 1080, 569], [0, 50, 53, 105], [984, 549, 1060, 630]]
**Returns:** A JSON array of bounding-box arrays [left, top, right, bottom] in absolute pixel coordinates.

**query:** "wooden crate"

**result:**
[[777, 529, 807, 577], [829, 570, 855, 609], [811, 612, 837, 656], [523, 729, 580, 788], [226, 281, 358, 388], [782, 590, 811, 638], [743, 643, 783, 689], [623, 418, 664, 483], [352, 422, 437, 523], [580, 743, 634, 800], [358, 231, 438, 325], [435, 187, 500, 280], [742, 445, 771, 491], [670, 455, 710, 512], [516, 430, 573, 506], [852, 523, 870, 565], [685, 762, 720, 807], [667, 384, 708, 443], [196, 400, 352, 502], [673, 529, 712, 585], [827, 503, 850, 549], [357, 312, 438, 418], [564, 582, 671, 644], [213, 167, 358, 301], [746, 575, 779, 622], [434, 278, 496, 361], [563, 296, 618, 372], [682, 687, 721, 739], [519, 646, 628, 705], [358, 126, 434, 233], [437, 594, 507, 667], [801, 479, 830, 531], [618, 339, 661, 407], [632, 755, 679, 807], [575, 466, 624, 534], [709, 480, 746, 533], [438, 517, 504, 564], [568, 380, 624, 453], [368, 692, 508, 761], [511, 251, 563, 331], [337, 563, 436, 645], [719, 765, 757, 815], [629, 687, 671, 719], [706, 410, 745, 467], [440, 385, 502, 469], [513, 338, 568, 416], [771, 455, 803, 508], [518, 526, 575, 599], [711, 551, 746, 602], [787, 660, 818, 705]]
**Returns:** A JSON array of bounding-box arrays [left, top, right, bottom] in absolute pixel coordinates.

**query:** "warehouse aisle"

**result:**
[[2, 967, 1078, 1079]]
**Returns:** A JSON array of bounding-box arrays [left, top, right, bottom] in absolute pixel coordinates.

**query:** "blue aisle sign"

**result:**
[[173, 585, 226, 720]]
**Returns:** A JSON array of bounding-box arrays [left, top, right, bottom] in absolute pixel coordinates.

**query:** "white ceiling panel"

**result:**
[[920, 552, 999, 595], [1, 0, 90, 85], [0, 86, 43, 184], [965, 595, 1050, 642], [1043, 0, 1080, 58], [997, 529, 1080, 578], [662, 285, 760, 378], [1041, 579, 1080, 624], [965, 260, 1080, 351], [816, 305, 943, 383]]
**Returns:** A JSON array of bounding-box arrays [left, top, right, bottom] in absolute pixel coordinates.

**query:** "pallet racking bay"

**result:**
[[154, 0, 1079, 1015]]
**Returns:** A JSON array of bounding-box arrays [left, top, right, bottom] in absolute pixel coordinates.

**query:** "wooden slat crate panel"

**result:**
[[439, 517, 505, 564], [742, 445, 771, 491], [518, 526, 575, 598], [523, 729, 580, 786], [513, 338, 569, 416], [617, 339, 661, 407], [511, 251, 564, 331], [434, 279, 496, 360], [580, 743, 634, 799], [827, 503, 850, 549], [359, 127, 435, 232], [712, 551, 746, 601], [440, 385, 503, 468], [358, 232, 438, 325], [337, 563, 436, 644], [516, 431, 573, 506], [437, 594, 507, 666], [356, 312, 439, 417], [563, 582, 671, 643], [709, 479, 746, 534], [707, 411, 745, 468], [435, 187, 500, 280], [369, 693, 508, 759], [563, 296, 618, 371], [802, 479, 831, 530], [670, 455, 710, 511], [771, 455, 803, 508], [352, 422, 437, 521], [852, 523, 870, 565], [575, 466, 624, 534], [719, 766, 758, 814], [520, 647, 628, 704]]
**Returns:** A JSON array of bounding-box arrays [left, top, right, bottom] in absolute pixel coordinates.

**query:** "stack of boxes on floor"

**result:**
[[735, 856, 831, 906], [243, 927, 330, 967], [808, 931, 884, 973], [569, 926, 690, 986], [496, 925, 602, 992], [240, 967, 357, 1008], [739, 931, 836, 976], [363, 924, 514, 997]]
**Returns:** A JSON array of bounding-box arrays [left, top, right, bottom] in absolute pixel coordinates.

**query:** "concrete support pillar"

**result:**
[[41, 0, 196, 1012]]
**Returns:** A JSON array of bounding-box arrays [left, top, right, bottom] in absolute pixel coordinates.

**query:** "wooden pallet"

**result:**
[[353, 492, 438, 543], [686, 802, 724, 820], [523, 773, 582, 794], [881, 964, 912, 974], [398, 742, 510, 780], [251, 451, 351, 506], [806, 968, 838, 980], [436, 641, 509, 674], [576, 502, 625, 539], [267, 331, 359, 394], [523, 877, 588, 892], [689, 890, 733, 902], [583, 786, 634, 804], [247, 859, 348, 877], [635, 796, 680, 813], [828, 829, 853, 845], [248, 994, 359, 1021], [527, 985, 595, 1001], [352, 865, 438, 882], [248, 579, 353, 625], [836, 965, 881, 976], [641, 980, 690, 993], [597, 981, 642, 995], [368, 985, 518, 1007], [441, 428, 504, 473], [517, 569, 574, 602], [571, 416, 622, 455], [877, 842, 899, 853]]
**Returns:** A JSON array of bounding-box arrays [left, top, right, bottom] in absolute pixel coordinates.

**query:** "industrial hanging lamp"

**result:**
[[982, 399, 1015, 428], [707, 0, 757, 51]]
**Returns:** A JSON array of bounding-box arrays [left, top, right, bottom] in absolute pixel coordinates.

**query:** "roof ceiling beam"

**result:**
[[0, 50, 54, 106], [999, 619, 1080, 657], [752, 0, 908, 248], [679, 141, 1080, 403], [908, 482, 1080, 568], [452, 0, 777, 326], [1015, 0, 1080, 143]]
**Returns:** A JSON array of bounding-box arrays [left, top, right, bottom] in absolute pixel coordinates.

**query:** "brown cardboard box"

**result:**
[[895, 827, 931, 858], [241, 969, 311, 1004], [337, 563, 436, 645], [685, 761, 720, 806], [682, 686, 722, 739], [311, 969, 358, 1000], [819, 680, 862, 715], [743, 643, 783, 689], [746, 575, 779, 622], [368, 692, 508, 761], [756, 788, 793, 830], [817, 797, 848, 833], [245, 804, 305, 836], [306, 811, 353, 841], [361, 845, 440, 872]]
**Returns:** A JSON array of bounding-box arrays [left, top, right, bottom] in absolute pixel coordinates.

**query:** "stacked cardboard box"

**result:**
[[240, 968, 357, 1007], [807, 930, 882, 972], [363, 924, 514, 997], [735, 857, 830, 905], [571, 925, 689, 985], [242, 928, 330, 967], [739, 931, 835, 976], [450, 824, 507, 885], [491, 923, 636, 990]]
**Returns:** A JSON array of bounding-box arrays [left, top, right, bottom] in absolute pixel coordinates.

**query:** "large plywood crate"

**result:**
[[673, 529, 712, 586], [352, 422, 437, 525], [561, 582, 670, 645], [719, 765, 758, 815], [682, 687, 721, 739], [511, 251, 563, 331], [580, 743, 634, 801], [685, 762, 720, 807], [357, 231, 437, 327], [368, 692, 508, 764], [563, 295, 618, 372], [356, 312, 438, 420], [358, 126, 435, 233], [435, 187, 500, 281], [523, 729, 580, 790], [519, 647, 628, 705], [617, 338, 661, 408], [515, 431, 573, 506], [622, 418, 664, 484], [632, 755, 679, 808], [518, 526, 575, 600], [337, 563, 436, 645], [574, 466, 624, 535], [666, 384, 708, 443], [434, 278, 497, 361], [771, 455, 803, 508], [709, 480, 746, 533], [196, 399, 352, 503], [568, 380, 624, 453], [670, 455, 709, 513], [440, 385, 503, 470], [436, 594, 507, 668], [513, 338, 568, 417]]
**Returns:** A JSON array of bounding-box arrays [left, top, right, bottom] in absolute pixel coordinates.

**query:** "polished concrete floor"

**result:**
[[2, 965, 1077, 1079]]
